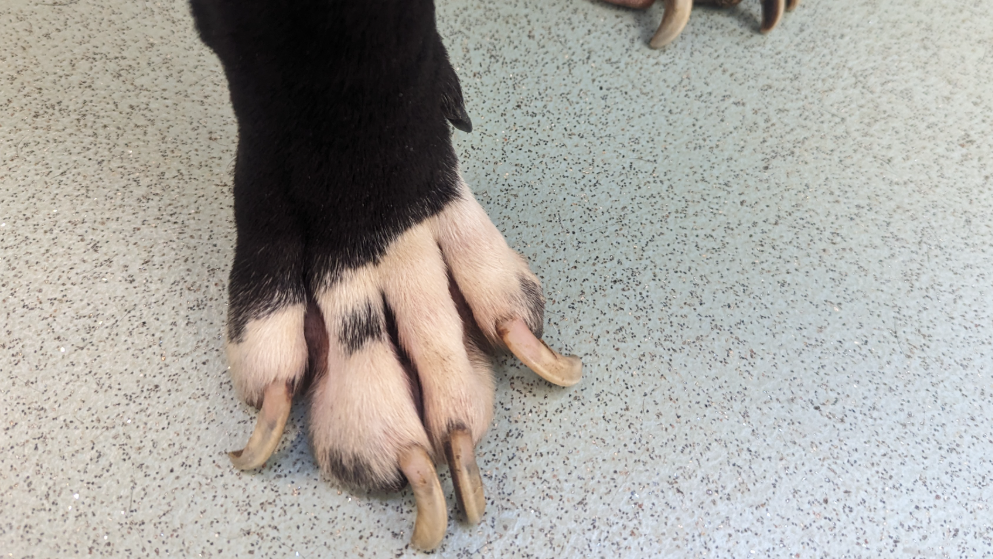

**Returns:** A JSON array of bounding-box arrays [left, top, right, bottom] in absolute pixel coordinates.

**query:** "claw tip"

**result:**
[[227, 382, 292, 471], [400, 447, 447, 551], [556, 354, 584, 387], [499, 318, 583, 387]]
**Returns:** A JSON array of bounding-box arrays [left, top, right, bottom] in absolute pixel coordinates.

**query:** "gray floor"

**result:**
[[2, 0, 992, 556]]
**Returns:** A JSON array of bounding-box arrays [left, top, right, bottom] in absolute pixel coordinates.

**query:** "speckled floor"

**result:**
[[3, 0, 992, 557]]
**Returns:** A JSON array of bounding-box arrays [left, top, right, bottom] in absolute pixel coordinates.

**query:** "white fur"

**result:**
[[231, 177, 541, 488], [307, 190, 519, 483], [431, 179, 543, 343], [226, 303, 308, 406], [378, 224, 495, 453], [310, 273, 430, 485]]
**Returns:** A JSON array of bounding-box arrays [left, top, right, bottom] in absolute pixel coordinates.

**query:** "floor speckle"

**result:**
[[2, 0, 992, 556]]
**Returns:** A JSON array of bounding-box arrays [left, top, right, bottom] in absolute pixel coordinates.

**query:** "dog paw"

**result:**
[[601, 0, 800, 48], [225, 180, 581, 550]]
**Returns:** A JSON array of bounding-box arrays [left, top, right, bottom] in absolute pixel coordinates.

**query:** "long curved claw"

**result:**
[[649, 0, 692, 49], [445, 429, 485, 525], [498, 317, 582, 387], [399, 446, 447, 551], [228, 382, 293, 470], [760, 0, 785, 33], [786, 0, 799, 11]]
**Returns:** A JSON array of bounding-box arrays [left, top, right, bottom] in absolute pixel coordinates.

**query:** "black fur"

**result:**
[[518, 275, 545, 338], [190, 0, 472, 340], [321, 448, 406, 493], [382, 299, 424, 421], [338, 301, 385, 354], [439, 61, 473, 133]]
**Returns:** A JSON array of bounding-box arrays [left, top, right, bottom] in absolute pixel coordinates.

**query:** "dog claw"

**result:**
[[228, 382, 293, 470], [445, 429, 485, 525], [650, 0, 693, 49], [603, 0, 799, 46], [760, 0, 785, 33], [399, 446, 447, 551], [498, 318, 583, 387]]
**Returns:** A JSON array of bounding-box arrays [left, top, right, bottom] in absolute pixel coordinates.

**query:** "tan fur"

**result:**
[[305, 268, 421, 485], [230, 177, 541, 488], [306, 220, 499, 485], [431, 179, 543, 344], [309, 266, 430, 482], [309, 303, 431, 485], [226, 304, 308, 406], [378, 225, 495, 453]]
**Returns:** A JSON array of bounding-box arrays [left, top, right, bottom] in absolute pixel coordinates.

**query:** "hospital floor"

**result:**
[[2, 0, 992, 557]]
